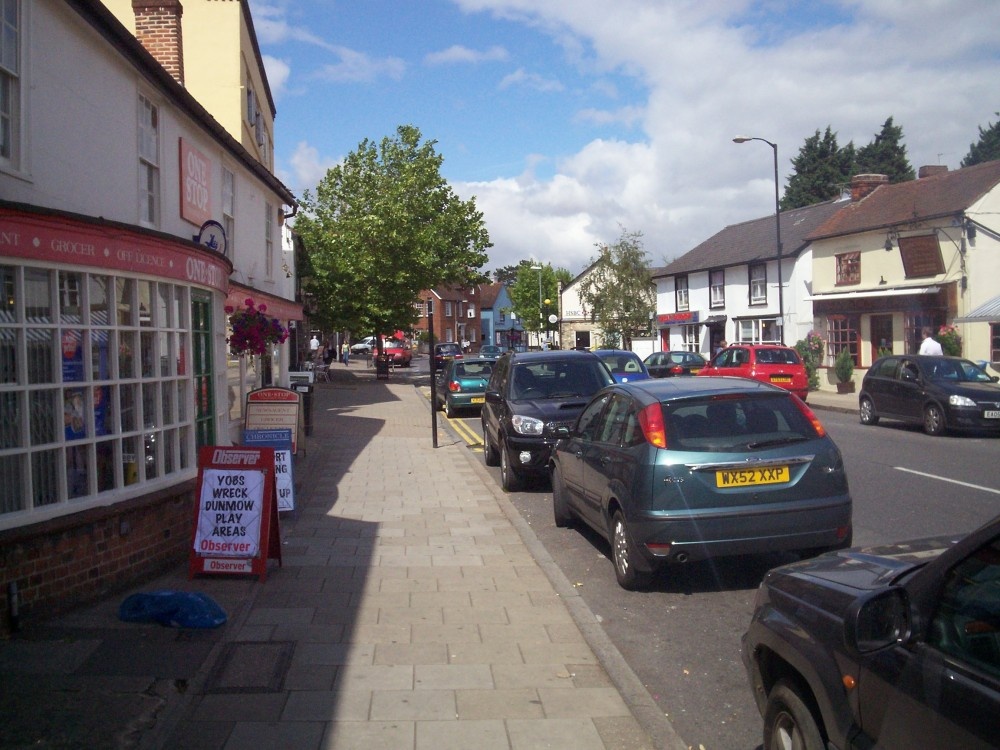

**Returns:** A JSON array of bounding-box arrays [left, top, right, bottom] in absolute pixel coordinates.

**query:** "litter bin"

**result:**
[[375, 354, 391, 380], [293, 383, 314, 436]]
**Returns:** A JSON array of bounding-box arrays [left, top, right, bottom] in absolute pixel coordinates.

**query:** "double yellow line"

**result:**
[[424, 388, 483, 448]]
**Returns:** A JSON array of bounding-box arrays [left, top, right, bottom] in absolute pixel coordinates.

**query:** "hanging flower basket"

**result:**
[[226, 298, 289, 357]]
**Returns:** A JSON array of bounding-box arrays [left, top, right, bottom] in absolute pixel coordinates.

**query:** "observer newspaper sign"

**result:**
[[189, 446, 282, 580]]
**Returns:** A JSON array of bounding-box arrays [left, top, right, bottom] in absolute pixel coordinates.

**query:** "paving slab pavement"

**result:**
[[1, 361, 686, 750]]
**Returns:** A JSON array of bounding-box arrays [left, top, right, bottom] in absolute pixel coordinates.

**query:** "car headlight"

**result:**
[[949, 394, 977, 407], [511, 414, 545, 436]]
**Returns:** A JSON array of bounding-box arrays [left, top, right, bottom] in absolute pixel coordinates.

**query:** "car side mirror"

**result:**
[[485, 391, 502, 404], [552, 425, 571, 438], [845, 588, 910, 654]]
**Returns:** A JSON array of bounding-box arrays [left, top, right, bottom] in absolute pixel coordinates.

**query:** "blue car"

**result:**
[[594, 349, 651, 383]]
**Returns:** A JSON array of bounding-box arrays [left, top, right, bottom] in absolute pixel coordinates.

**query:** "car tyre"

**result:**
[[499, 439, 523, 493], [482, 420, 499, 466], [923, 402, 946, 436], [611, 509, 650, 590], [763, 680, 825, 750], [445, 399, 456, 419], [552, 465, 572, 527], [859, 396, 879, 425]]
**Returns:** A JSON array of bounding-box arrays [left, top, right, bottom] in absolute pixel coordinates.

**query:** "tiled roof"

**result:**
[[652, 199, 845, 277], [479, 282, 503, 308], [808, 160, 1000, 240]]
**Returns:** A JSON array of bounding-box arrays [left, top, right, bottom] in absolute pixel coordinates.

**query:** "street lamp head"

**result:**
[[733, 136, 751, 143]]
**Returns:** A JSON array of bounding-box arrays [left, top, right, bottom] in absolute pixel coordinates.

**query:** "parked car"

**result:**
[[381, 338, 412, 367], [435, 357, 494, 417], [481, 350, 615, 492], [433, 342, 463, 372], [478, 344, 503, 360], [742, 513, 1000, 750], [593, 349, 651, 383], [350, 336, 377, 355], [859, 354, 1000, 436], [644, 350, 707, 378], [550, 377, 852, 589], [698, 344, 809, 401]]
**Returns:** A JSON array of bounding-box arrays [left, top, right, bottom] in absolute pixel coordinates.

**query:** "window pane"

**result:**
[[138, 280, 154, 327], [140, 331, 154, 377], [66, 444, 88, 499], [89, 275, 109, 322], [119, 330, 137, 378], [0, 454, 24, 514], [58, 271, 82, 322], [93, 385, 111, 436], [25, 268, 52, 321], [0, 389, 19, 448], [30, 388, 58, 445], [120, 383, 137, 432], [0, 324, 15, 383], [123, 435, 139, 486], [96, 439, 115, 492], [116, 278, 135, 326], [63, 387, 87, 440], [32, 448, 59, 507]]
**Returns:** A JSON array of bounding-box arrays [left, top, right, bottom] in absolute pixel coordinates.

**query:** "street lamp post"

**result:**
[[733, 136, 784, 344]]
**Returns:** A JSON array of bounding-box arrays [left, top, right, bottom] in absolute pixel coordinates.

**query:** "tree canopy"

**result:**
[[293, 125, 491, 340], [781, 126, 856, 210], [962, 112, 1000, 167], [854, 117, 915, 183], [577, 227, 655, 350], [507, 262, 571, 337]]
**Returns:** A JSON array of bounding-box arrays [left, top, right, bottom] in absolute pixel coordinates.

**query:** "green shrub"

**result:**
[[834, 348, 854, 383]]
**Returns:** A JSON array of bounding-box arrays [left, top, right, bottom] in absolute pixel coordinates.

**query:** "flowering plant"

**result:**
[[795, 330, 826, 390], [226, 298, 289, 356], [937, 324, 962, 356]]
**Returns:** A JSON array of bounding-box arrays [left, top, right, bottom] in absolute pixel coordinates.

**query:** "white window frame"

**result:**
[[0, 0, 23, 174], [749, 264, 767, 305], [221, 167, 235, 259], [709, 270, 725, 308], [675, 276, 689, 312], [137, 93, 160, 228], [0, 264, 196, 525], [445, 301, 453, 317], [681, 324, 700, 352], [264, 202, 274, 278]]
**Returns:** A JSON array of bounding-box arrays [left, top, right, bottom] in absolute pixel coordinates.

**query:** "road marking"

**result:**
[[895, 467, 1000, 495], [449, 414, 483, 446]]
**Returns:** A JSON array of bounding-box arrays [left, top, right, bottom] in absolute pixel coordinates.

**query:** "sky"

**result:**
[[253, 0, 1000, 279]]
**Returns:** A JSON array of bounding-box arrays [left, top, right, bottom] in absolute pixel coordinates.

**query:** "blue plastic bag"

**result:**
[[119, 590, 227, 628]]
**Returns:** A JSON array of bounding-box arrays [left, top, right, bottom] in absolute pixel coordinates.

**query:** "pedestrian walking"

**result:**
[[919, 327, 943, 356]]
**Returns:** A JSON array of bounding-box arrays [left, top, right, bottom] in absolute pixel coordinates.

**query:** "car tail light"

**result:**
[[638, 403, 667, 448], [792, 395, 826, 437], [448, 380, 461, 393], [669, 365, 683, 375]]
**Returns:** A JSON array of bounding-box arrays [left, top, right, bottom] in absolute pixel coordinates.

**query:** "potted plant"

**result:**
[[834, 348, 855, 393]]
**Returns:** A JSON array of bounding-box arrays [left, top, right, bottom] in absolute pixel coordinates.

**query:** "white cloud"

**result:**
[[286, 141, 340, 195], [262, 55, 291, 99], [425, 44, 509, 65], [498, 68, 565, 92], [313, 48, 407, 83]]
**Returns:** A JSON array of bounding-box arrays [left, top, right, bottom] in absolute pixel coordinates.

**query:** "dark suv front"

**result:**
[[482, 351, 613, 491]]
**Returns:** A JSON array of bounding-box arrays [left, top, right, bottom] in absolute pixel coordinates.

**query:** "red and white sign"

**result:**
[[189, 446, 282, 581], [179, 139, 213, 227]]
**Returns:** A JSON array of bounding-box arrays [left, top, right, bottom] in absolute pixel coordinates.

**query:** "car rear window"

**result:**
[[755, 348, 801, 365], [662, 395, 818, 451], [455, 362, 492, 378], [511, 360, 613, 399], [599, 354, 644, 375]]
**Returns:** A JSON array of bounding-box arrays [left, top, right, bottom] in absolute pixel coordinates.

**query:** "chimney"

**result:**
[[918, 165, 949, 179], [850, 173, 888, 202], [132, 0, 185, 86]]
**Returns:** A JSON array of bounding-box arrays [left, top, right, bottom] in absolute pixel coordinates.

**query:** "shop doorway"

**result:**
[[871, 315, 893, 363]]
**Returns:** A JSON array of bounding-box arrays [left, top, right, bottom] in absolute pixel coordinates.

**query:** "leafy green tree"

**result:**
[[294, 125, 491, 349], [854, 117, 914, 183], [781, 126, 855, 209], [508, 263, 561, 338], [577, 227, 655, 351], [492, 264, 522, 285], [962, 112, 1000, 167]]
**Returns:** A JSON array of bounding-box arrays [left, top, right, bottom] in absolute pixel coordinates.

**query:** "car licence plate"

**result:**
[[770, 376, 792, 383], [985, 410, 1000, 419], [471, 397, 485, 404], [716, 466, 790, 487], [690, 368, 701, 375]]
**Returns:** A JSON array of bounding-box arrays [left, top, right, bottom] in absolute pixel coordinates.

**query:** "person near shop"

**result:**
[[919, 327, 943, 356]]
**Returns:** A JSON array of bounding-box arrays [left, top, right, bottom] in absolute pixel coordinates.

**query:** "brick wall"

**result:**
[[0, 481, 196, 635]]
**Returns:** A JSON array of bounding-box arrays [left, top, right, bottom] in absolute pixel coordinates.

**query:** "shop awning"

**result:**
[[955, 295, 1000, 323], [805, 285, 939, 302], [226, 283, 303, 321]]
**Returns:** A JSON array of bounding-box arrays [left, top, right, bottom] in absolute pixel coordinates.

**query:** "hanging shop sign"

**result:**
[[244, 387, 302, 455]]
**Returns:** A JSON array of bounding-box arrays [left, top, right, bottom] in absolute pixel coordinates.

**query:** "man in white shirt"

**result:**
[[918, 327, 943, 356]]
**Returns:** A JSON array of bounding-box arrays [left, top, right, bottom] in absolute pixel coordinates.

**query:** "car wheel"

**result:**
[[611, 509, 650, 590], [552, 465, 573, 527], [923, 403, 946, 436], [859, 396, 879, 425], [482, 420, 499, 466], [763, 680, 825, 750], [445, 399, 456, 419], [499, 439, 523, 493]]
